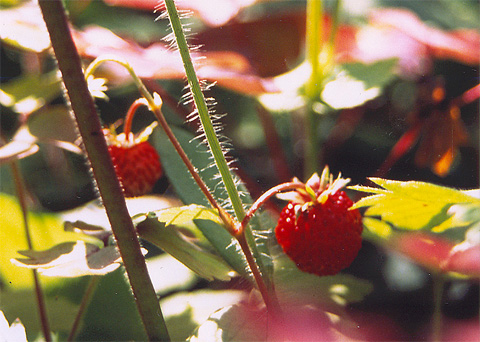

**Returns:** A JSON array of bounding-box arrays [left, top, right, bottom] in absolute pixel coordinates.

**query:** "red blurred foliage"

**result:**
[[72, 26, 277, 95], [393, 232, 480, 278], [105, 0, 259, 27]]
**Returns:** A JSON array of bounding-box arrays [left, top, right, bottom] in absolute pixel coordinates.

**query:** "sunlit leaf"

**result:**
[[321, 59, 397, 109], [0, 193, 97, 289], [161, 289, 246, 342], [0, 1, 51, 52], [0, 127, 39, 164], [11, 241, 121, 277], [0, 72, 61, 113], [351, 178, 480, 231], [144, 204, 223, 227], [146, 254, 198, 296], [0, 311, 27, 342], [188, 301, 340, 342], [136, 216, 233, 281]]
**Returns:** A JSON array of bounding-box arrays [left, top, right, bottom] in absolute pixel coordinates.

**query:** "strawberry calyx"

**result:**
[[104, 121, 158, 148], [277, 166, 351, 208]]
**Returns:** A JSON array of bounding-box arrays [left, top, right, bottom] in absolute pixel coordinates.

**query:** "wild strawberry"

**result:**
[[104, 123, 162, 197], [275, 168, 363, 276]]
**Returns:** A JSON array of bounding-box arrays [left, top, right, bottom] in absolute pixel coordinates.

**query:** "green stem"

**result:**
[[38, 1, 170, 340], [11, 161, 51, 342], [164, 0, 245, 222], [67, 276, 100, 341], [304, 0, 323, 178], [431, 274, 445, 342]]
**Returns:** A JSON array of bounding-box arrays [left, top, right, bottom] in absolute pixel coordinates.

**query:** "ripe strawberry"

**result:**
[[275, 169, 363, 276], [104, 125, 162, 197]]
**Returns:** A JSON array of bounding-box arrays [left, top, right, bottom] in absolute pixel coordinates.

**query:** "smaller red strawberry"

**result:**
[[104, 124, 162, 197], [275, 168, 363, 276]]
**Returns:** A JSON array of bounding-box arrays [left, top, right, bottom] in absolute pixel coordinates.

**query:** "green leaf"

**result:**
[[321, 59, 397, 109], [11, 241, 121, 277], [142, 204, 223, 227], [136, 216, 233, 281], [351, 178, 480, 233]]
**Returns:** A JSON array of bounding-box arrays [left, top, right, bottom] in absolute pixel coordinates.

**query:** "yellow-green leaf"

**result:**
[[350, 178, 480, 232]]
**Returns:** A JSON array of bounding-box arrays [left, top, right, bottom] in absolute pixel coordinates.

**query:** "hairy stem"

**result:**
[[11, 161, 51, 342], [38, 1, 170, 340], [164, 0, 246, 222]]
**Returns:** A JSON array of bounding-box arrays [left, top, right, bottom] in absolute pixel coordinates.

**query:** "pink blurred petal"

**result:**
[[369, 8, 480, 66], [394, 233, 453, 272], [105, 0, 258, 27], [443, 243, 480, 277], [72, 26, 277, 95]]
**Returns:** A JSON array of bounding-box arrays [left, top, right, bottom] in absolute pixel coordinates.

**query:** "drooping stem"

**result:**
[[37, 1, 170, 340], [237, 182, 305, 235], [123, 98, 148, 141], [10, 161, 51, 342]]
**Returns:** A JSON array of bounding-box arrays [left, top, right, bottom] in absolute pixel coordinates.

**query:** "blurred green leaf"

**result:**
[[0, 127, 39, 165], [351, 178, 480, 235], [146, 253, 198, 296], [273, 252, 373, 314], [161, 289, 246, 342], [321, 59, 398, 109], [136, 216, 233, 281], [75, 268, 147, 341], [0, 72, 61, 113], [26, 106, 83, 154]]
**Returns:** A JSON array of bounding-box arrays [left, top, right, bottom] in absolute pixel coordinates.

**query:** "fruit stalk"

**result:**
[[37, 1, 170, 340]]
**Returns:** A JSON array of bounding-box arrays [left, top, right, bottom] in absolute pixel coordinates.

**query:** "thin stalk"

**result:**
[[431, 275, 445, 342], [38, 1, 170, 340], [164, 0, 246, 222], [67, 276, 100, 341], [304, 0, 323, 178], [11, 161, 51, 342]]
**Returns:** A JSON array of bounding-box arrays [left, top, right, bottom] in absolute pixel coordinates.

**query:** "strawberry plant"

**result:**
[[1, 0, 479, 341]]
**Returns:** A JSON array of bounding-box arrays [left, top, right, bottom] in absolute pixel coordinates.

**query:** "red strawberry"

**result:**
[[104, 125, 162, 197], [275, 169, 363, 276]]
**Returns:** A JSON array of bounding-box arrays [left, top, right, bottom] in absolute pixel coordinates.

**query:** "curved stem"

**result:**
[[38, 1, 170, 340], [237, 182, 305, 235], [123, 98, 148, 141], [11, 161, 51, 342]]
